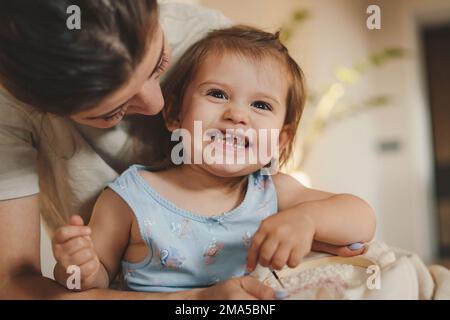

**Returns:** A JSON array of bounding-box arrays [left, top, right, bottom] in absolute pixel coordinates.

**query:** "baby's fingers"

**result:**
[[53, 236, 92, 264], [287, 247, 304, 268], [79, 258, 101, 288], [270, 243, 291, 270], [257, 237, 279, 268], [53, 225, 91, 245], [58, 236, 93, 256], [63, 248, 96, 270], [69, 214, 85, 227], [246, 232, 266, 272]]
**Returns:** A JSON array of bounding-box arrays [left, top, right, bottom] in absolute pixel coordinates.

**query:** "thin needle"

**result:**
[[271, 270, 285, 289]]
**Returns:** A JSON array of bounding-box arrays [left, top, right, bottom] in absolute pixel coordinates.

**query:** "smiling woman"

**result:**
[[0, 0, 173, 231], [70, 26, 172, 128], [0, 0, 232, 299]]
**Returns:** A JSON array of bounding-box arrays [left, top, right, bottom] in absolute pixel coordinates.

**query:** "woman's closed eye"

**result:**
[[103, 105, 127, 122], [251, 100, 272, 111], [154, 52, 170, 79], [207, 89, 228, 100]]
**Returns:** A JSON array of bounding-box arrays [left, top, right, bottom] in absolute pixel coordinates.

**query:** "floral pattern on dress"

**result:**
[[203, 238, 225, 265], [171, 218, 193, 239], [156, 247, 186, 269], [242, 231, 252, 248]]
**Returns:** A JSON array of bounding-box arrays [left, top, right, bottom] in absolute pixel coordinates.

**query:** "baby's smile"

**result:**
[[207, 129, 251, 149]]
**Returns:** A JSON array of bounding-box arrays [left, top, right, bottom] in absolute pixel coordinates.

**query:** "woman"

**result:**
[[0, 0, 363, 299]]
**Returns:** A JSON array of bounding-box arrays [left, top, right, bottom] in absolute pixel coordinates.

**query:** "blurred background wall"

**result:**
[[194, 0, 450, 264], [195, 0, 450, 265]]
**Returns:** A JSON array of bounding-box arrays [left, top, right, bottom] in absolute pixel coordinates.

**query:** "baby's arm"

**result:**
[[246, 173, 376, 271], [52, 188, 133, 291], [274, 173, 376, 245]]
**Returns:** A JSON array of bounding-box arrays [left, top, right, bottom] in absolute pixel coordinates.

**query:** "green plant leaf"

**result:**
[[335, 66, 360, 84]]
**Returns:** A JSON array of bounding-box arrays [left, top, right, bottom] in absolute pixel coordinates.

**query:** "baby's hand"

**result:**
[[246, 209, 315, 272], [52, 215, 102, 290]]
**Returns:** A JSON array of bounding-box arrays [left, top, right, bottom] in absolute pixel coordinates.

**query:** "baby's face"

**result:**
[[176, 52, 290, 177]]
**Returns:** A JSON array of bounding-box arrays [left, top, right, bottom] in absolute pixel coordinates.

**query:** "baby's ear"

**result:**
[[162, 103, 180, 132], [165, 117, 180, 132], [279, 124, 294, 151]]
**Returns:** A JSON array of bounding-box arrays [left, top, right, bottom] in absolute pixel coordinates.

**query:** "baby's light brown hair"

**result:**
[[162, 25, 306, 167]]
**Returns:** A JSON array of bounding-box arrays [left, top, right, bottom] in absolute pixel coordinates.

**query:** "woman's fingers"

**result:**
[[198, 276, 279, 300], [311, 241, 365, 257], [239, 276, 276, 300]]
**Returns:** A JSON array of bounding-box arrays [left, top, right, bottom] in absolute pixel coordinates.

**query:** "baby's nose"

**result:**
[[223, 103, 249, 125]]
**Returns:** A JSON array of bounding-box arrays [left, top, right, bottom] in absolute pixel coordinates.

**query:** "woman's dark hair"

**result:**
[[0, 0, 158, 116]]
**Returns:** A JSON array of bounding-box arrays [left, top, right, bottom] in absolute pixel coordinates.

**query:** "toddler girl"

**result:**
[[52, 26, 376, 295]]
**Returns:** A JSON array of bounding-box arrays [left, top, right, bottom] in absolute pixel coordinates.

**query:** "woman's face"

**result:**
[[70, 24, 171, 128]]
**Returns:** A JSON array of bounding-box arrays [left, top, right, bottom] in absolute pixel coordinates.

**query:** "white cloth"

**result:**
[[252, 241, 450, 300], [0, 3, 231, 232]]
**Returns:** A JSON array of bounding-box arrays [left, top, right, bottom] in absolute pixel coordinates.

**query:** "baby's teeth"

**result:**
[[214, 132, 246, 149]]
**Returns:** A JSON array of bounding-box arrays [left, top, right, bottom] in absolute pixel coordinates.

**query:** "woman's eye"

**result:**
[[103, 106, 127, 122], [103, 113, 122, 122], [207, 89, 228, 100], [251, 100, 272, 111]]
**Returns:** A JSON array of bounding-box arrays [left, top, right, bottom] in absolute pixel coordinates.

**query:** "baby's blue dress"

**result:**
[[108, 164, 277, 292]]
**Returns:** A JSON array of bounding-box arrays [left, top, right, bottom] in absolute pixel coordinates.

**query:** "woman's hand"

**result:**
[[52, 215, 108, 290], [311, 240, 365, 257], [246, 210, 316, 272], [192, 276, 278, 300]]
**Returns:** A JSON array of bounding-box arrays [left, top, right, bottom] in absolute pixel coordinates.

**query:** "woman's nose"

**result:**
[[128, 80, 164, 116], [223, 103, 249, 126]]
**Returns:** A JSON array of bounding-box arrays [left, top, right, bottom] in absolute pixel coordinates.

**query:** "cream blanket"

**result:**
[[251, 242, 450, 300]]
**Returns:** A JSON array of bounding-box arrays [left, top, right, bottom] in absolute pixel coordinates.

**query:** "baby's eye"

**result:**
[[251, 100, 272, 111], [207, 89, 228, 100]]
